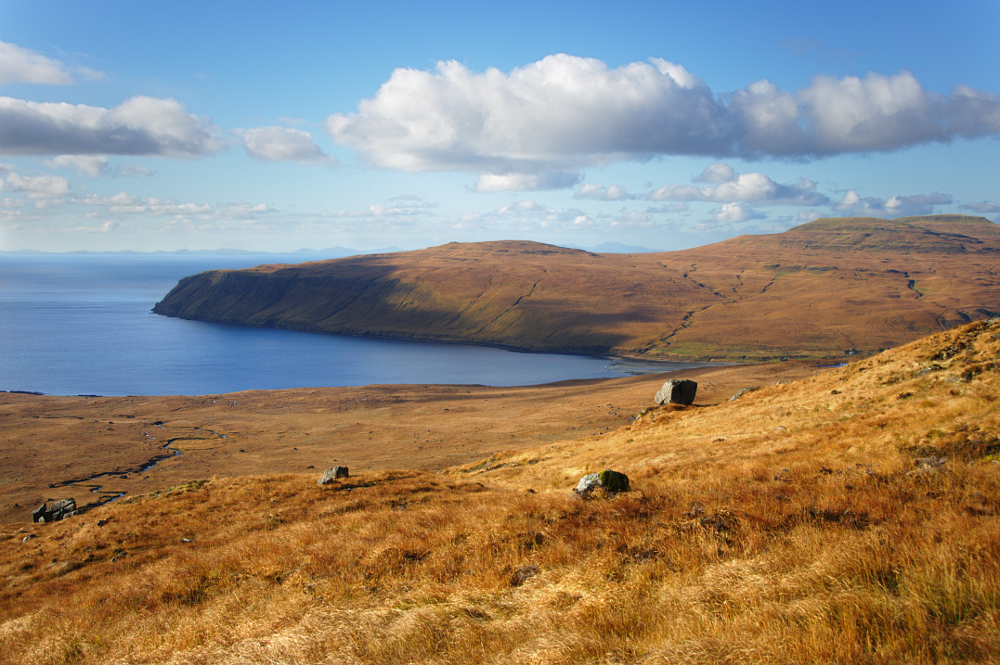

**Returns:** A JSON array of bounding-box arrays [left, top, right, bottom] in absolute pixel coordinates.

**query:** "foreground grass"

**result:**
[[2, 320, 1000, 664]]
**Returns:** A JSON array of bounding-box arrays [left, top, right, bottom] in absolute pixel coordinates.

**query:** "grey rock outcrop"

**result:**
[[318, 466, 350, 485], [654, 379, 697, 405], [32, 498, 77, 523], [728, 387, 756, 402], [574, 470, 630, 497]]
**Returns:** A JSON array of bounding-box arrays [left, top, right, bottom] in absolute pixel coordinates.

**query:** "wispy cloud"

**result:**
[[573, 183, 637, 200], [473, 171, 580, 192], [0, 41, 76, 85], [959, 201, 1000, 214]]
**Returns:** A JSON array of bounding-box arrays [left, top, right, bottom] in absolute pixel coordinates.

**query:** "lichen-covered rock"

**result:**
[[574, 469, 630, 497], [654, 379, 697, 405], [318, 466, 350, 485]]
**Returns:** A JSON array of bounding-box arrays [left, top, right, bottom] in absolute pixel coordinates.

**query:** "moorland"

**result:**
[[2, 319, 999, 664], [154, 215, 1000, 361], [2, 215, 1000, 663]]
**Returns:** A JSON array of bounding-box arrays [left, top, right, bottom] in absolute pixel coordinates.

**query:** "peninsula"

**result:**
[[153, 215, 1000, 362]]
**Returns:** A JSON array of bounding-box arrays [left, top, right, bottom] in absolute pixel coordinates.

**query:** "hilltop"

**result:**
[[153, 215, 1000, 362], [2, 319, 999, 663]]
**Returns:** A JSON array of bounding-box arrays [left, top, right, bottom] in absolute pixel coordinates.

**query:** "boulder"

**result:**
[[318, 466, 350, 485], [574, 469, 630, 497], [31, 498, 77, 523], [654, 379, 697, 406]]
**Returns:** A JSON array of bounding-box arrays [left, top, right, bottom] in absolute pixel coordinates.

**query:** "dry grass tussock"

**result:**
[[3, 319, 1000, 664]]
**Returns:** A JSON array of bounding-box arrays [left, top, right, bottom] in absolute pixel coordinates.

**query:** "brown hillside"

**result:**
[[153, 216, 1000, 361], [2, 320, 999, 664]]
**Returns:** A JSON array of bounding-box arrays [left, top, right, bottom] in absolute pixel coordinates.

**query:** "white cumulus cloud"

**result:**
[[0, 96, 225, 157], [711, 202, 764, 223], [833, 190, 953, 218], [326, 54, 1000, 188], [235, 126, 331, 164], [649, 166, 828, 205]]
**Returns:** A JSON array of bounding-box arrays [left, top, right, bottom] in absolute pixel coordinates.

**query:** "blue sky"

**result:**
[[1, 0, 998, 252]]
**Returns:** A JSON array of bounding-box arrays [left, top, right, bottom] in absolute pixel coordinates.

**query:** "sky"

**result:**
[[0, 0, 998, 253]]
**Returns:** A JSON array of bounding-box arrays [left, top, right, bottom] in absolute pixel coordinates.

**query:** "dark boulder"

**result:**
[[654, 379, 697, 406], [31, 498, 77, 523]]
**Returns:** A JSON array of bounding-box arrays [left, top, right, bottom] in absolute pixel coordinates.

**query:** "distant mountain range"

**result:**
[[152, 215, 1000, 362], [0, 247, 401, 258], [2, 242, 660, 256]]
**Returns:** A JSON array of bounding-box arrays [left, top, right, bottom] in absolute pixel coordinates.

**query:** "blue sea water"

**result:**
[[0, 254, 687, 396]]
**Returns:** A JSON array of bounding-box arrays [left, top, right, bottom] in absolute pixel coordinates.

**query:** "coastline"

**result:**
[[151, 308, 738, 374]]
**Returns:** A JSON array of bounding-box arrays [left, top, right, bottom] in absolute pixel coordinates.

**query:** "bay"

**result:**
[[0, 253, 690, 396]]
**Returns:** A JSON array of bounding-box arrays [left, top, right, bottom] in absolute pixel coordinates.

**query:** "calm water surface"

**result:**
[[0, 254, 688, 396]]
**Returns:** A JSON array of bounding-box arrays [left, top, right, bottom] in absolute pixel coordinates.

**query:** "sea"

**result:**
[[0, 253, 693, 396]]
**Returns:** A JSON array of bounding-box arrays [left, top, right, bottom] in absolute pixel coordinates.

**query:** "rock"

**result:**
[[574, 469, 630, 497], [31, 498, 77, 523], [318, 466, 350, 485], [654, 379, 697, 406], [728, 387, 756, 402], [22, 534, 36, 544], [50, 498, 75, 514], [511, 564, 539, 586], [914, 457, 947, 469]]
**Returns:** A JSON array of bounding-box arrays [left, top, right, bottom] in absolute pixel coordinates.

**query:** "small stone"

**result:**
[[511, 564, 539, 586], [914, 457, 947, 469], [728, 387, 756, 402], [22, 534, 36, 544]]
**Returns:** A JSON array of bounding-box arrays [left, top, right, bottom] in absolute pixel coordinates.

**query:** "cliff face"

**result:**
[[153, 217, 1000, 361]]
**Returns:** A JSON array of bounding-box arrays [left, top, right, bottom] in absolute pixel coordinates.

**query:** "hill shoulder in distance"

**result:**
[[153, 215, 1000, 362]]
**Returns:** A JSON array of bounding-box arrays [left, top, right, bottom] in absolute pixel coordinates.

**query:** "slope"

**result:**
[[153, 216, 1000, 361], [3, 319, 1000, 664]]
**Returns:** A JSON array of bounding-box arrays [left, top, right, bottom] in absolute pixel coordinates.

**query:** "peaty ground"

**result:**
[[0, 360, 826, 524]]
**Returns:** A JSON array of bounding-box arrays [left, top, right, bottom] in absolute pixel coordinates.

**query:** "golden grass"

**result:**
[[2, 320, 1000, 663]]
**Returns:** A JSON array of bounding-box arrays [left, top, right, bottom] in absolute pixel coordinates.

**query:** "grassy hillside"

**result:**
[[153, 216, 1000, 361], [3, 319, 1000, 664]]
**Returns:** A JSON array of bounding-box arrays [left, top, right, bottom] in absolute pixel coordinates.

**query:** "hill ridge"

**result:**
[[153, 215, 1000, 361]]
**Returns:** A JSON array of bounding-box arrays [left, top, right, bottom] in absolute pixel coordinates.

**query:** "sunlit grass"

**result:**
[[2, 319, 1000, 663]]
